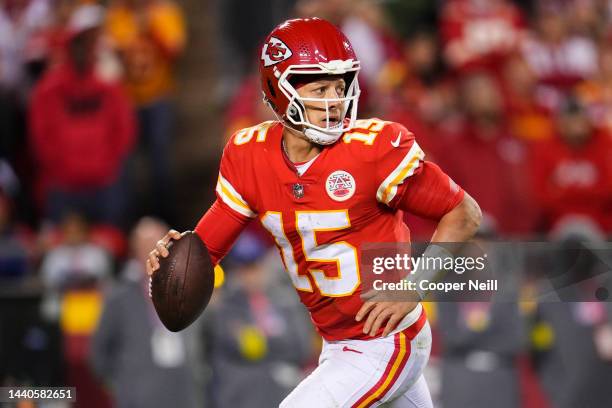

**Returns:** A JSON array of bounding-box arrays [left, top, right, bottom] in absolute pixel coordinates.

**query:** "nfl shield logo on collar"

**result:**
[[292, 183, 305, 199]]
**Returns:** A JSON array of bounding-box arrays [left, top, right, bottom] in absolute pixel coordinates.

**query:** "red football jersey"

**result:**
[[214, 119, 463, 340]]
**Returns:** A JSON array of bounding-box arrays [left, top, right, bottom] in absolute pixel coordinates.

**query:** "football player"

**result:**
[[147, 18, 481, 407]]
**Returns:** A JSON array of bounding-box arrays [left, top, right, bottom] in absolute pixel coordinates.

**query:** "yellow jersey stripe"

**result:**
[[377, 143, 424, 205], [216, 175, 255, 217]]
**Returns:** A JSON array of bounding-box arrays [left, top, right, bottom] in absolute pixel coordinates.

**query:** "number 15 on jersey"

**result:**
[[262, 210, 361, 297]]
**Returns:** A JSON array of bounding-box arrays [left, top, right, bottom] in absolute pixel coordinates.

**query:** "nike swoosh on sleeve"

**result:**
[[391, 132, 402, 148]]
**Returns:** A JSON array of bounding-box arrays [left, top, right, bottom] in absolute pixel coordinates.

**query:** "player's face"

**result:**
[[296, 77, 346, 129]]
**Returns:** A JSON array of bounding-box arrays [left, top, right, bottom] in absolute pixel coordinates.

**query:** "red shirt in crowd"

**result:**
[[439, 121, 536, 236], [521, 35, 598, 92], [531, 131, 612, 232], [29, 63, 136, 193], [440, 0, 525, 73]]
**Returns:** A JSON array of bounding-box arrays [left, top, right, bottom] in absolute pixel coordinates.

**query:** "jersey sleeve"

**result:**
[[375, 122, 426, 206], [215, 134, 257, 219], [375, 122, 464, 219], [195, 199, 250, 265], [196, 129, 260, 264], [396, 161, 465, 220]]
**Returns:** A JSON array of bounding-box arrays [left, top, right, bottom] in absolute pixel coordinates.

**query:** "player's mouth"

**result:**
[[325, 116, 341, 128]]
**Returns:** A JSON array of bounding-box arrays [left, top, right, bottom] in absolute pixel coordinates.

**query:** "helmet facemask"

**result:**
[[275, 60, 361, 145]]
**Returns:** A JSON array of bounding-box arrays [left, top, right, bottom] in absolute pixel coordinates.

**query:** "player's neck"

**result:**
[[282, 128, 322, 163]]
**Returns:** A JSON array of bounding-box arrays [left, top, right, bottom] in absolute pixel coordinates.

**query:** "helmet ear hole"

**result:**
[[287, 104, 299, 121]]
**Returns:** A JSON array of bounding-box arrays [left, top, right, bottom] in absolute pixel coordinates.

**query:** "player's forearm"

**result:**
[[404, 194, 481, 300], [194, 199, 251, 264], [430, 193, 481, 244]]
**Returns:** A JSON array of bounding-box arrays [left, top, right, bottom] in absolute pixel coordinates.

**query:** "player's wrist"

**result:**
[[403, 244, 454, 300]]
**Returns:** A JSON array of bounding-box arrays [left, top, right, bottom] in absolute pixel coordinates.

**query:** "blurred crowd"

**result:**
[[1, 0, 185, 229], [1, 0, 612, 407]]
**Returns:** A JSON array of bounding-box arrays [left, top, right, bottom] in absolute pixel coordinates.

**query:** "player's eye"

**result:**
[[336, 86, 346, 97]]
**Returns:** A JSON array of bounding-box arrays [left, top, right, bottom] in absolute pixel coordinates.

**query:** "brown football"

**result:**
[[151, 231, 214, 332]]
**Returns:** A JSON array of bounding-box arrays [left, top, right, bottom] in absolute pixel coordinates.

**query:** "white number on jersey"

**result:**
[[262, 210, 360, 297]]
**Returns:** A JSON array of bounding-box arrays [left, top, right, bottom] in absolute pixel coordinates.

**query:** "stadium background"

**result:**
[[1, 0, 612, 407]]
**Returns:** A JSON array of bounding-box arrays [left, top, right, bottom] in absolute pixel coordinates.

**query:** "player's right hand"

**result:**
[[146, 229, 182, 276]]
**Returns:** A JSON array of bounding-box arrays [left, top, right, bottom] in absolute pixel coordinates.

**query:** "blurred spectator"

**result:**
[[216, 0, 296, 102], [0, 293, 64, 391], [42, 0, 75, 65], [105, 0, 185, 105], [0, 186, 61, 391], [105, 0, 186, 222], [0, 0, 52, 93], [29, 4, 136, 227], [383, 0, 438, 39], [340, 0, 401, 89], [565, 0, 607, 39], [521, 2, 598, 105], [295, 0, 401, 112], [0, 84, 22, 162], [437, 301, 525, 408], [502, 54, 555, 142], [436, 240, 527, 408], [204, 231, 313, 408], [40, 210, 113, 408], [0, 192, 34, 280], [39, 219, 128, 265], [0, 0, 53, 187], [224, 72, 275, 140], [379, 31, 455, 156], [531, 97, 612, 233], [440, 0, 526, 73], [379, 31, 457, 239], [294, 0, 348, 24], [576, 42, 612, 134], [536, 231, 612, 408], [91, 217, 197, 408], [439, 72, 536, 236], [0, 160, 20, 197], [43, 0, 123, 82], [40, 212, 112, 292], [537, 300, 612, 408]]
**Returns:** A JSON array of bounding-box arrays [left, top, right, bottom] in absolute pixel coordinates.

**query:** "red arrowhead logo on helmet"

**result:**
[[261, 37, 293, 67]]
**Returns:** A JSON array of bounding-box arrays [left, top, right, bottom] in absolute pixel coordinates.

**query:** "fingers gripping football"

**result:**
[[146, 229, 182, 276], [149, 231, 216, 331]]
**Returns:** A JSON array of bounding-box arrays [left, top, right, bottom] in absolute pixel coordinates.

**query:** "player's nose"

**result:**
[[326, 90, 343, 110]]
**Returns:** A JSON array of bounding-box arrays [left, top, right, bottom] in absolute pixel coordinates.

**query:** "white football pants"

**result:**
[[280, 305, 432, 408]]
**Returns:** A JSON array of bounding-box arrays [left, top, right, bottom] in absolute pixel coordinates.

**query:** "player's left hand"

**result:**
[[355, 290, 419, 337]]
